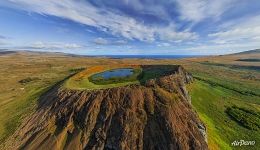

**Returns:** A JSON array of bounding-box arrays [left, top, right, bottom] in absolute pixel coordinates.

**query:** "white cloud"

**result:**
[[0, 35, 9, 45], [29, 41, 83, 49], [94, 38, 108, 45], [209, 27, 260, 41], [0, 40, 8, 46], [209, 15, 260, 44], [157, 42, 171, 47], [176, 14, 260, 55], [94, 38, 128, 45], [114, 40, 128, 45], [157, 26, 198, 42], [5, 0, 197, 42], [253, 36, 260, 40], [64, 43, 82, 49], [2, 0, 259, 55], [175, 0, 235, 22], [182, 41, 260, 55], [0, 35, 7, 39]]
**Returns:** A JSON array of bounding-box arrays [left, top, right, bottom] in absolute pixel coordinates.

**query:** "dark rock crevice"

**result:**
[[5, 65, 207, 150]]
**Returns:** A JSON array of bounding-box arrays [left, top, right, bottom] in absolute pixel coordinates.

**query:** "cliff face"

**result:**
[[7, 65, 207, 150]]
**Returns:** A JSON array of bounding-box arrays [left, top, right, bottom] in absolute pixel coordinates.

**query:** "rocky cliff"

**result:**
[[6, 65, 207, 150]]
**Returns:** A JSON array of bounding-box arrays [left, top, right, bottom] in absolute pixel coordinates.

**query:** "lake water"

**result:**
[[92, 68, 134, 79]]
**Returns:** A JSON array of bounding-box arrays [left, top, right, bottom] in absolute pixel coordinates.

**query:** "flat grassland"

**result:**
[[183, 51, 260, 149], [0, 50, 259, 149]]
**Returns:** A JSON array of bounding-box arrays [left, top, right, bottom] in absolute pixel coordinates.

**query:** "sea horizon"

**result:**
[[86, 54, 207, 59]]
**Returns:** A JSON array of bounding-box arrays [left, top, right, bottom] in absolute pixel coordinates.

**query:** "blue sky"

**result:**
[[0, 0, 260, 55]]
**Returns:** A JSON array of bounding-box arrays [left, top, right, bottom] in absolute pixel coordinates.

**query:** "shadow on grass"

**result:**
[[138, 65, 180, 85], [225, 106, 260, 131]]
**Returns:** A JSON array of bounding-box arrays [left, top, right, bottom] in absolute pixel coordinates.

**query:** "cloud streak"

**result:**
[[0, 35, 9, 45], [22, 41, 83, 50], [94, 38, 128, 45], [5, 0, 197, 42], [0, 35, 7, 39], [175, 0, 236, 22], [209, 15, 260, 45], [1, 0, 260, 54]]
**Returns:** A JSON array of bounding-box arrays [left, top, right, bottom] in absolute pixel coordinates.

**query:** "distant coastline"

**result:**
[[0, 50, 207, 59], [91, 55, 205, 59]]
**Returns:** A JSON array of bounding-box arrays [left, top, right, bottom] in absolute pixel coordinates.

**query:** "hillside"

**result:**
[[0, 50, 259, 149], [232, 49, 260, 55], [3, 65, 207, 150]]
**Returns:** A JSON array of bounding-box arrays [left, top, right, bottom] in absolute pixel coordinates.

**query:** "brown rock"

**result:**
[[6, 65, 207, 150]]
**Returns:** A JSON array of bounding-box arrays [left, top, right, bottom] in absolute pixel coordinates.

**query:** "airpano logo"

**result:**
[[231, 140, 255, 146]]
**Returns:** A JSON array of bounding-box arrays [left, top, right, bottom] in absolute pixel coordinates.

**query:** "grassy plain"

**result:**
[[183, 51, 260, 149], [188, 81, 259, 149], [0, 50, 259, 149]]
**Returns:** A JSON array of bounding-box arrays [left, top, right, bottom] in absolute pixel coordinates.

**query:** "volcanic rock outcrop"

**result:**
[[7, 65, 207, 150]]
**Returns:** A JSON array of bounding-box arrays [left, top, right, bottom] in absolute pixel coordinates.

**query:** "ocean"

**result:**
[[93, 55, 202, 59]]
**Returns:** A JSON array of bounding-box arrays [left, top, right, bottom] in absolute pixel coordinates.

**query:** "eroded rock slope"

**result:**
[[7, 65, 207, 150]]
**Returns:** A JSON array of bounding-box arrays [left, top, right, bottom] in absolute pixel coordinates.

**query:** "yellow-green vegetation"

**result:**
[[64, 76, 140, 90], [139, 65, 176, 83], [188, 81, 260, 150], [0, 52, 91, 146], [226, 106, 260, 131], [64, 65, 142, 90], [1, 50, 259, 150], [155, 87, 180, 106], [64, 65, 179, 90], [183, 51, 260, 149]]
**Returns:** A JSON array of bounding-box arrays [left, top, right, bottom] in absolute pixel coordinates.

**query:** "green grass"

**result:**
[[1, 51, 259, 149], [186, 63, 260, 99], [69, 67, 86, 73], [0, 86, 46, 143], [236, 59, 260, 62], [139, 65, 178, 83], [18, 77, 40, 85], [0, 53, 89, 146], [189, 80, 260, 150], [226, 106, 260, 131], [200, 61, 260, 72], [64, 65, 178, 90], [0, 79, 65, 143], [64, 76, 140, 90], [0, 69, 81, 147], [194, 75, 260, 98]]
